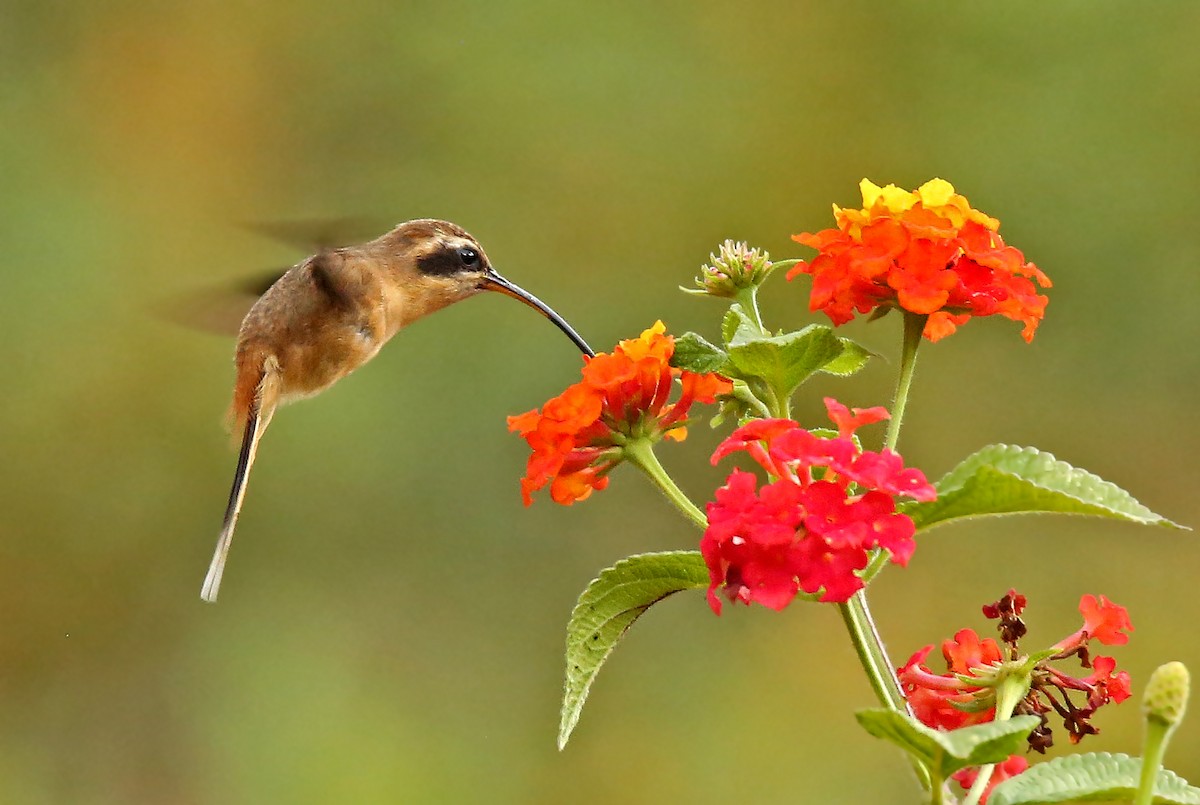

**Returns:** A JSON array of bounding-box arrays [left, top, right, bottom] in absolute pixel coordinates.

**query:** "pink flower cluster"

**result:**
[[701, 399, 936, 612]]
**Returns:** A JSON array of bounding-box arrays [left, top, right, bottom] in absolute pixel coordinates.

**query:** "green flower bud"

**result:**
[[1142, 661, 1189, 729], [688, 240, 773, 298]]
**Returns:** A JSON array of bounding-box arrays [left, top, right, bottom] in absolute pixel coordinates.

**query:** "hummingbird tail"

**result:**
[[202, 362, 278, 603]]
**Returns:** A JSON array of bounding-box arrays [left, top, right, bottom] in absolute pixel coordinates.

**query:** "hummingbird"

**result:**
[[201, 218, 594, 602]]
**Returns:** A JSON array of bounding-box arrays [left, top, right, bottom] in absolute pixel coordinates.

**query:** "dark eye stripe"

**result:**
[[417, 246, 472, 276]]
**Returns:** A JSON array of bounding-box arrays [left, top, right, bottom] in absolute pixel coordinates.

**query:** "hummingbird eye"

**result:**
[[416, 243, 483, 276], [457, 247, 480, 268]]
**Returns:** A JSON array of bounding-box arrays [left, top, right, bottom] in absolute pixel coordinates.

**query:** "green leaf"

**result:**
[[820, 336, 874, 377], [670, 332, 729, 374], [559, 551, 709, 750], [721, 303, 759, 346], [989, 752, 1200, 805], [726, 325, 845, 399], [855, 709, 1038, 779], [904, 444, 1185, 532], [709, 378, 769, 427]]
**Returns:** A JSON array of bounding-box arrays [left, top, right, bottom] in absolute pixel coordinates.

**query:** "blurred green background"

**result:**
[[3, 2, 1199, 802]]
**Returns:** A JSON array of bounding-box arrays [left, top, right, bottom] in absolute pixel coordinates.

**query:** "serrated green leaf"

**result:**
[[855, 709, 1038, 779], [559, 551, 709, 750], [938, 717, 1040, 768], [989, 752, 1200, 805], [670, 332, 729, 374], [855, 710, 947, 773], [726, 325, 845, 399], [820, 337, 874, 376], [721, 304, 759, 346], [904, 444, 1185, 532]]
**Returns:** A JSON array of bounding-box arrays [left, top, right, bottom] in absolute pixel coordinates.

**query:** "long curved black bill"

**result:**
[[480, 271, 595, 357]]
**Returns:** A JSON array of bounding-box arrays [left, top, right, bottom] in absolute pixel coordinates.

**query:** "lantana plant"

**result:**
[[508, 179, 1193, 804]]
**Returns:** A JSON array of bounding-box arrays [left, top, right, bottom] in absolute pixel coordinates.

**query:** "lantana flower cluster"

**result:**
[[508, 321, 731, 505], [899, 590, 1134, 800], [492, 177, 1183, 804], [789, 178, 1051, 342], [701, 399, 936, 611], [500, 178, 1176, 804]]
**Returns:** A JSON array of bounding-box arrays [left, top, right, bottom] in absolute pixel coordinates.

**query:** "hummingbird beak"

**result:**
[[478, 270, 595, 357]]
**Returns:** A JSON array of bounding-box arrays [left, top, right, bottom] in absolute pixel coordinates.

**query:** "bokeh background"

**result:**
[[4, 2, 1199, 802]]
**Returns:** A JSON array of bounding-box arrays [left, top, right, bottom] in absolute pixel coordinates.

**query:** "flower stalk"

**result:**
[[962, 672, 1030, 805], [839, 593, 931, 793], [1135, 662, 1190, 805], [884, 311, 926, 453], [623, 438, 707, 530]]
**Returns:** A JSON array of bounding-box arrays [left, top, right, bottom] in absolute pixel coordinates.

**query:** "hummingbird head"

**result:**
[[379, 219, 594, 356]]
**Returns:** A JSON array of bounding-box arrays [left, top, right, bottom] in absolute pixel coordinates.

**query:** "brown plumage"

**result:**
[[201, 219, 593, 602]]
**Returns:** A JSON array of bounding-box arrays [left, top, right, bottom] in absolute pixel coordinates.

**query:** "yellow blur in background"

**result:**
[[2, 3, 1198, 802]]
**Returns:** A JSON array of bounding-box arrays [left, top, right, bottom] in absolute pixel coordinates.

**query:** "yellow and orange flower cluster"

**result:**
[[508, 322, 732, 506], [789, 179, 1051, 342]]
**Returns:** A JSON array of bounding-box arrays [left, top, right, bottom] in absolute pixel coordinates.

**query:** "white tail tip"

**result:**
[[200, 524, 234, 603], [200, 563, 224, 603]]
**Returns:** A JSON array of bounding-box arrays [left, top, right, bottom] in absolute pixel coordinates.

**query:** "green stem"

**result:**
[[734, 287, 793, 419], [623, 438, 707, 530], [735, 286, 766, 333], [760, 381, 790, 420], [839, 591, 931, 791], [837, 597, 894, 712], [845, 314, 933, 801], [732, 287, 790, 419], [962, 764, 991, 805], [1134, 719, 1171, 805], [962, 672, 1029, 805], [860, 548, 891, 586], [847, 592, 910, 714], [884, 312, 927, 453]]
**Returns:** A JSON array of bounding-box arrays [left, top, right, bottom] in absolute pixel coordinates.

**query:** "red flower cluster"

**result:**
[[789, 179, 1051, 342], [508, 321, 731, 505], [700, 399, 936, 612], [899, 590, 1133, 758], [900, 629, 1005, 731]]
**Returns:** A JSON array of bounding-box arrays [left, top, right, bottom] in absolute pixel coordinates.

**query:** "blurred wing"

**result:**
[[238, 269, 289, 298], [239, 216, 392, 251], [163, 216, 386, 336], [159, 269, 288, 336]]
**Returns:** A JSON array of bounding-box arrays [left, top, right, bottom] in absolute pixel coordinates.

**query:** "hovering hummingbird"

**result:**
[[201, 219, 594, 602]]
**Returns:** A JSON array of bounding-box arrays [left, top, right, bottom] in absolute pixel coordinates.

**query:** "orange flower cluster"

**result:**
[[508, 322, 732, 505], [789, 179, 1051, 342]]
